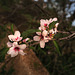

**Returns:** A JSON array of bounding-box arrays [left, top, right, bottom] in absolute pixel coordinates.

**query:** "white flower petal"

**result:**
[[14, 31, 21, 37], [19, 44, 26, 50], [40, 19, 47, 28], [19, 50, 26, 55], [36, 32, 41, 35], [49, 29, 55, 34], [44, 36, 51, 40], [40, 40, 45, 48], [7, 47, 18, 57], [33, 36, 40, 41], [42, 30, 48, 36], [39, 27, 41, 30], [11, 51, 18, 57], [44, 37, 49, 42], [7, 47, 14, 54], [49, 18, 52, 23], [8, 31, 22, 42], [13, 42, 18, 47], [41, 26, 46, 30], [8, 35, 15, 41], [40, 19, 51, 30], [55, 23, 59, 28], [45, 39, 49, 42], [25, 38, 30, 41], [45, 19, 49, 23], [52, 18, 57, 21], [54, 28, 57, 33], [7, 42, 13, 47], [40, 19, 45, 26]]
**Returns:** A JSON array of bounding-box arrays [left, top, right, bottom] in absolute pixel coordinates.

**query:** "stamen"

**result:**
[[15, 37, 19, 40], [49, 33, 52, 37], [44, 24, 47, 27], [40, 35, 44, 40], [14, 47, 20, 51]]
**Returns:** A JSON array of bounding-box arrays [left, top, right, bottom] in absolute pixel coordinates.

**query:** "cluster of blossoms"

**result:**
[[7, 18, 59, 57], [33, 18, 59, 48], [7, 31, 29, 57]]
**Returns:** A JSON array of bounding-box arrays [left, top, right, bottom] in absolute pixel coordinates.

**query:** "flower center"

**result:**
[[49, 33, 52, 37], [14, 47, 20, 51], [40, 35, 44, 40], [44, 24, 47, 27], [15, 37, 19, 40], [49, 33, 54, 38]]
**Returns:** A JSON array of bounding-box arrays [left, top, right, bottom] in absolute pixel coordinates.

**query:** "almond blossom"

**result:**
[[7, 42, 26, 57], [33, 18, 59, 48], [33, 31, 49, 48], [40, 19, 49, 30], [40, 18, 58, 30], [8, 31, 22, 42], [7, 31, 23, 48], [7, 17, 59, 57]]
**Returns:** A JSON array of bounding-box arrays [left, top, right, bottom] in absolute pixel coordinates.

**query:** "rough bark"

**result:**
[[12, 49, 50, 75]]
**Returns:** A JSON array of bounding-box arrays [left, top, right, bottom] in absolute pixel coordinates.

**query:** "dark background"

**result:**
[[0, 0, 75, 75]]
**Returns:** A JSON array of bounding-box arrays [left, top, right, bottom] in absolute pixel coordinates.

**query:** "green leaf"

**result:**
[[22, 29, 41, 38], [0, 46, 9, 62], [53, 40, 61, 56], [11, 24, 14, 34], [49, 21, 57, 30]]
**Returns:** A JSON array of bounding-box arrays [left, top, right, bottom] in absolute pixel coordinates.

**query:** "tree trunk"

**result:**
[[12, 48, 50, 75]]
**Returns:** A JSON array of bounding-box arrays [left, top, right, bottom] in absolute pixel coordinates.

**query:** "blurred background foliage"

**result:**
[[0, 0, 75, 75]]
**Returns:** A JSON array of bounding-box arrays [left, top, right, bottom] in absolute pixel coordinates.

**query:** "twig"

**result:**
[[30, 42, 39, 46], [28, 40, 34, 43], [27, 41, 39, 47], [58, 33, 75, 40], [26, 32, 75, 47], [34, 3, 52, 17], [57, 31, 75, 34]]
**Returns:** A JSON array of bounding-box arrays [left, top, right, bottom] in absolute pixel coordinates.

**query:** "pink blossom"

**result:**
[[7, 42, 26, 57], [8, 31, 22, 42], [7, 42, 13, 47], [33, 31, 48, 48]]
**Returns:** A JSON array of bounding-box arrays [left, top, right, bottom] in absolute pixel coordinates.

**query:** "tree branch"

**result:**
[[57, 31, 75, 34], [58, 33, 75, 40]]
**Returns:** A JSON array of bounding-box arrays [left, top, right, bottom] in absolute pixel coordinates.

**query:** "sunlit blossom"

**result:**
[[33, 18, 59, 48], [33, 31, 49, 48], [7, 42, 26, 57], [8, 31, 22, 42]]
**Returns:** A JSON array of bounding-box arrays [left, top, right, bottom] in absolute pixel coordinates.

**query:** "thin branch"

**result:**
[[26, 32, 75, 47], [34, 3, 52, 17], [27, 41, 39, 47], [58, 33, 75, 40], [57, 31, 75, 34]]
